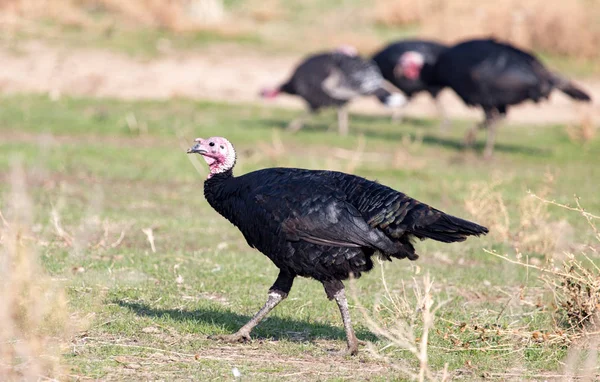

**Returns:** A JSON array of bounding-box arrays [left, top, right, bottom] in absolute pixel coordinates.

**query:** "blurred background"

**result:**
[[0, 0, 599, 123]]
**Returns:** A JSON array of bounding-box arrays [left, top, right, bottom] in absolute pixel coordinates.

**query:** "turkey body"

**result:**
[[431, 39, 591, 110], [281, 52, 388, 111], [272, 51, 401, 135], [425, 39, 591, 157], [205, 167, 488, 283], [191, 135, 488, 355], [372, 39, 448, 100]]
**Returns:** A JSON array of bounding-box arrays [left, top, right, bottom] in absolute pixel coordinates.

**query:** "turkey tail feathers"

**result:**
[[550, 73, 592, 101], [412, 214, 489, 243]]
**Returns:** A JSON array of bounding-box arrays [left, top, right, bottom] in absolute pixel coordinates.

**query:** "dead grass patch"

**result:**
[[78, 336, 391, 380], [0, 160, 72, 380], [374, 0, 600, 59], [566, 112, 598, 144], [353, 267, 451, 381], [464, 175, 570, 257], [236, 0, 286, 24], [0, 0, 226, 31], [484, 195, 600, 377]]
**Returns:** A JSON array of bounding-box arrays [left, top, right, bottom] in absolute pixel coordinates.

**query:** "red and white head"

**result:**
[[334, 44, 359, 56], [187, 137, 236, 178], [395, 51, 425, 80], [259, 86, 280, 99]]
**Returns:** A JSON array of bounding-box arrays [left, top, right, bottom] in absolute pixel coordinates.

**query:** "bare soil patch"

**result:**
[[1, 41, 599, 125]]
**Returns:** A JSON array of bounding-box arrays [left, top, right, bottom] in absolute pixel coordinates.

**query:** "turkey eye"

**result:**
[[220, 145, 225, 149], [209, 142, 215, 147]]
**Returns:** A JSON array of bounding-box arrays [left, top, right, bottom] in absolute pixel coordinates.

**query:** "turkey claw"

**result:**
[[327, 346, 359, 356], [209, 332, 251, 343]]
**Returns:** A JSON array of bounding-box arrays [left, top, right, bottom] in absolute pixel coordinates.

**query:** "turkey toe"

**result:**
[[209, 332, 251, 343]]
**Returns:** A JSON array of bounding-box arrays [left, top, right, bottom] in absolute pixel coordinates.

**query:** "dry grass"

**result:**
[[566, 113, 598, 144], [464, 175, 570, 257], [352, 267, 450, 381], [3, 0, 600, 59], [236, 0, 286, 24], [532, 196, 600, 331], [0, 160, 72, 381], [373, 0, 435, 27], [0, 0, 225, 30], [374, 0, 600, 59], [483, 194, 600, 377]]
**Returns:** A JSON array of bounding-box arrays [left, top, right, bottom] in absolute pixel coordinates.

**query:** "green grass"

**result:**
[[4, 18, 262, 58], [1, 94, 599, 380]]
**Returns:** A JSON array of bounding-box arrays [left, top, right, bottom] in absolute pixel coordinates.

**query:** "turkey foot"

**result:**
[[209, 331, 251, 343], [345, 340, 359, 356], [208, 288, 289, 346], [287, 111, 310, 133], [327, 341, 359, 356]]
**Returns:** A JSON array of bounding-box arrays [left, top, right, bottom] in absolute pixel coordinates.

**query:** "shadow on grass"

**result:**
[[421, 134, 552, 157], [358, 129, 551, 157], [351, 113, 438, 129], [255, 118, 333, 133], [257, 116, 551, 157], [117, 300, 378, 343]]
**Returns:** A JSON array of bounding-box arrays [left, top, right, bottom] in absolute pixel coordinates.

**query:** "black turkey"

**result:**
[[187, 136, 488, 355], [372, 39, 448, 126], [260, 46, 405, 136], [401, 38, 592, 158]]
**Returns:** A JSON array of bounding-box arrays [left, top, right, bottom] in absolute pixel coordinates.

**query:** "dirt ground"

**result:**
[[1, 41, 598, 125]]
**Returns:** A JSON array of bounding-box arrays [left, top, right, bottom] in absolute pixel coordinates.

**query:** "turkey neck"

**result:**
[[203, 169, 235, 216], [279, 81, 296, 95], [420, 63, 442, 87]]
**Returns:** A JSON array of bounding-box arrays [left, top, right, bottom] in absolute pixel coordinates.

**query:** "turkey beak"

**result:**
[[187, 143, 207, 155]]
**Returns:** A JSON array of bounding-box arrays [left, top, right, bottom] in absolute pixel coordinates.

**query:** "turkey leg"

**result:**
[[287, 110, 310, 133], [435, 96, 450, 132], [323, 280, 359, 355], [337, 105, 349, 136], [391, 107, 405, 123], [210, 271, 294, 343], [463, 108, 498, 149], [483, 117, 500, 159]]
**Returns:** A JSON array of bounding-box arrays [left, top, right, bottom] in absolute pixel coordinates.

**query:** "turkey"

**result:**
[[187, 136, 488, 355], [398, 38, 592, 158], [260, 46, 405, 136], [371, 39, 448, 126]]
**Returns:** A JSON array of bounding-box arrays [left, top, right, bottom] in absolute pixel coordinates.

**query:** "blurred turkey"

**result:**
[[187, 136, 488, 355], [397, 38, 592, 158], [261, 46, 405, 135], [372, 39, 448, 126]]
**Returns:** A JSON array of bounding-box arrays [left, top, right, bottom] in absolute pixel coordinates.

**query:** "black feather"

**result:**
[[429, 38, 592, 112], [372, 39, 448, 99], [278, 51, 395, 111], [203, 166, 488, 283]]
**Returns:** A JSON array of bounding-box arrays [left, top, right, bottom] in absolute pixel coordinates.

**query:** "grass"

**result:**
[[2, 0, 599, 77], [2, 18, 262, 57], [0, 94, 599, 380]]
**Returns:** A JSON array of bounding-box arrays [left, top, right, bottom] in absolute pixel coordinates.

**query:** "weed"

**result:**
[[484, 195, 600, 378], [353, 265, 450, 381], [0, 160, 72, 381]]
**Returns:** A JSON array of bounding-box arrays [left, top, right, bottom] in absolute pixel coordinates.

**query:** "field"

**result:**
[[1, 94, 599, 380], [1, 0, 600, 380]]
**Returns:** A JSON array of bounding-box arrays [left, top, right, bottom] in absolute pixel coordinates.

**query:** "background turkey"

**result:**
[[396, 38, 592, 158], [371, 39, 448, 126], [187, 136, 488, 355], [260, 46, 405, 136]]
